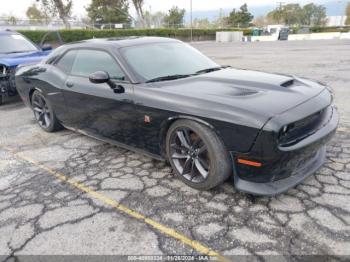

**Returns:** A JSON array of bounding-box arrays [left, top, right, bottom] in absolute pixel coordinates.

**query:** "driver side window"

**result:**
[[70, 49, 126, 81]]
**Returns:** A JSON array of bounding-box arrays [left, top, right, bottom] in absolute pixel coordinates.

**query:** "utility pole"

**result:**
[[190, 0, 193, 42], [277, 2, 285, 24], [219, 8, 223, 28]]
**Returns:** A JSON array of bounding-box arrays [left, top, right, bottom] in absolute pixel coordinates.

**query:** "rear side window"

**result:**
[[56, 50, 77, 73], [71, 49, 125, 80]]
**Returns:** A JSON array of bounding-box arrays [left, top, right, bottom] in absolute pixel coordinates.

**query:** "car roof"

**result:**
[[0, 30, 20, 36], [62, 36, 181, 49]]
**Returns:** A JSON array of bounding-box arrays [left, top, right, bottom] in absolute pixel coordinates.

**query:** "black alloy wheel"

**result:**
[[31, 90, 62, 132], [166, 120, 231, 190], [32, 93, 51, 129], [169, 127, 210, 183]]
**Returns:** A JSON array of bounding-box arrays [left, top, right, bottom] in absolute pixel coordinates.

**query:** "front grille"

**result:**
[[268, 149, 318, 182], [279, 106, 331, 147]]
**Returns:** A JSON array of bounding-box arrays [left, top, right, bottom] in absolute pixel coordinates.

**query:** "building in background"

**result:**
[[326, 16, 347, 26]]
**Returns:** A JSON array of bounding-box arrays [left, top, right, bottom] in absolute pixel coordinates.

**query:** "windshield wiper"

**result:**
[[195, 65, 231, 75], [146, 74, 194, 83], [145, 65, 232, 83]]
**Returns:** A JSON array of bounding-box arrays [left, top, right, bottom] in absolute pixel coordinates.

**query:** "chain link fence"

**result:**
[[0, 18, 187, 31], [0, 18, 95, 30]]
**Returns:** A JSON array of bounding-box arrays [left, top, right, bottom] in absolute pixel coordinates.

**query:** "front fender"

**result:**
[[159, 114, 260, 157]]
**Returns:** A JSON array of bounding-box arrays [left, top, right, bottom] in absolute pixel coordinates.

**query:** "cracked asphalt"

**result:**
[[0, 39, 350, 260]]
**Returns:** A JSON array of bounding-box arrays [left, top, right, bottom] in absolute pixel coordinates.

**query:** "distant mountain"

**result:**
[[184, 1, 347, 22]]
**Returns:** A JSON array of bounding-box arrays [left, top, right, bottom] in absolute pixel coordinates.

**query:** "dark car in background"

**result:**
[[0, 30, 52, 105], [15, 37, 338, 196]]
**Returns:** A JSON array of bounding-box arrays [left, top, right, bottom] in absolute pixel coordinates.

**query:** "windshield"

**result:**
[[120, 42, 219, 82], [0, 34, 38, 54]]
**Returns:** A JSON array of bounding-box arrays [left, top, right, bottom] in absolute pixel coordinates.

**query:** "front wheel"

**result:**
[[166, 119, 232, 190], [31, 90, 62, 132]]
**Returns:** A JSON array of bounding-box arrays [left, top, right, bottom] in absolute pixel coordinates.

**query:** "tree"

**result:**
[[267, 4, 284, 23], [141, 11, 165, 28], [301, 3, 326, 26], [86, 0, 131, 26], [193, 18, 212, 29], [227, 9, 238, 27], [151, 11, 166, 28], [37, 0, 73, 28], [253, 15, 267, 27], [227, 3, 253, 28], [164, 6, 185, 28], [6, 15, 18, 25], [286, 4, 303, 25], [346, 2, 350, 25], [132, 0, 145, 27], [213, 9, 229, 28], [267, 3, 326, 26], [26, 3, 48, 23]]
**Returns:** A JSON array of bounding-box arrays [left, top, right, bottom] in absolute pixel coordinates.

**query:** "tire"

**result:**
[[0, 95, 3, 106], [166, 119, 232, 190], [31, 90, 63, 132]]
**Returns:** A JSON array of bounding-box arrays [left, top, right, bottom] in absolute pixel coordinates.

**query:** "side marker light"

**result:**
[[237, 158, 262, 167]]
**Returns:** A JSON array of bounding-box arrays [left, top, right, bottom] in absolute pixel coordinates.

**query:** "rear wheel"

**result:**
[[166, 119, 231, 190], [31, 91, 62, 132], [0, 95, 3, 106]]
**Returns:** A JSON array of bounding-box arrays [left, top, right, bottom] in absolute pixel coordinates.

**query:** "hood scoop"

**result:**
[[230, 86, 259, 96], [281, 79, 295, 87]]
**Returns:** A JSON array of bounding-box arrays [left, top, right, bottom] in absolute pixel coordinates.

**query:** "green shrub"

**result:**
[[18, 28, 253, 44], [289, 26, 350, 34], [18, 27, 348, 45], [309, 26, 350, 33]]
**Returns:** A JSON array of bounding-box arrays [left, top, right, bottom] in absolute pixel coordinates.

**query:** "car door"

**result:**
[[61, 48, 136, 145]]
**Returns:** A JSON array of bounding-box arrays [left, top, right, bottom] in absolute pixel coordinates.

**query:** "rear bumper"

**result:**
[[232, 106, 338, 196]]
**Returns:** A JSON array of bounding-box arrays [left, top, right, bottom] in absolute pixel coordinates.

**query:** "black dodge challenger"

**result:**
[[15, 37, 338, 196]]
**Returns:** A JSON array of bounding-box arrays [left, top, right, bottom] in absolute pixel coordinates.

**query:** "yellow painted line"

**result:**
[[2, 146, 230, 262]]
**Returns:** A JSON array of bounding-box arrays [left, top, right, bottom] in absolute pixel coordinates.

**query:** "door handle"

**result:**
[[66, 81, 74, 88]]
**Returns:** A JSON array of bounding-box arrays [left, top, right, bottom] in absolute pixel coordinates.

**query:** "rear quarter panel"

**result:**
[[15, 64, 68, 121]]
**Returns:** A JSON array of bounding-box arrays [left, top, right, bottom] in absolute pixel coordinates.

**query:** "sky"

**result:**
[[0, 0, 346, 19]]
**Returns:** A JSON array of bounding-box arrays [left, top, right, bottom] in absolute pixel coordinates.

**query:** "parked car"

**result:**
[[15, 37, 338, 195], [0, 30, 52, 105]]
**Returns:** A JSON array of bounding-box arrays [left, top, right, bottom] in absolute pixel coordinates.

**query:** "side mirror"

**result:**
[[89, 71, 110, 84], [89, 71, 125, 94], [41, 44, 53, 51]]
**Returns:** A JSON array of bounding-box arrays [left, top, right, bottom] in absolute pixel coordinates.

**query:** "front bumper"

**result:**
[[0, 67, 17, 96], [234, 147, 326, 196], [232, 105, 338, 196]]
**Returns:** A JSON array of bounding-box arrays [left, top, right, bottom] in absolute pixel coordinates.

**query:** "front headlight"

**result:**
[[326, 85, 334, 94], [317, 81, 334, 103], [324, 86, 334, 104]]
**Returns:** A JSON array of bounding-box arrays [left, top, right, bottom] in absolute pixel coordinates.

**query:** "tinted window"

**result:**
[[120, 42, 218, 82], [56, 50, 77, 73], [71, 50, 125, 80]]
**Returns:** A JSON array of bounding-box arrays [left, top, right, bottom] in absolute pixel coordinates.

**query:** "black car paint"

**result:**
[[15, 37, 338, 196]]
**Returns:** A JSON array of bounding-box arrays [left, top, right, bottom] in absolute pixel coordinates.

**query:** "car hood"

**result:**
[[0, 50, 51, 67], [153, 68, 327, 126]]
